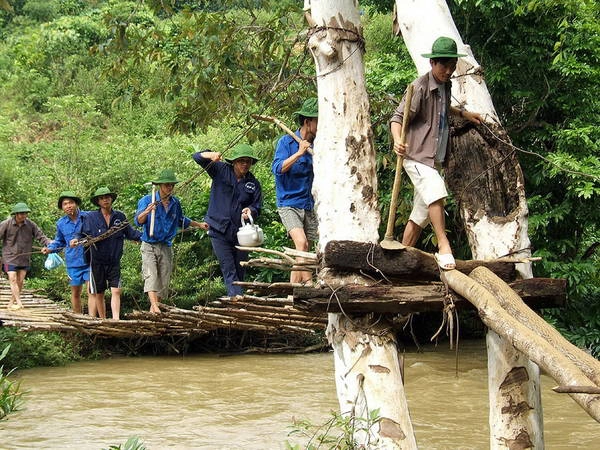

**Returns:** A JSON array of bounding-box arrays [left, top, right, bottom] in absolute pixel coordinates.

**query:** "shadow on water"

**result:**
[[2, 340, 599, 449]]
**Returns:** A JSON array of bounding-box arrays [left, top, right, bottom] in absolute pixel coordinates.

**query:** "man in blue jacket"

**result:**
[[272, 98, 318, 283], [46, 191, 89, 314], [193, 144, 262, 297], [77, 187, 141, 320], [135, 169, 205, 313]]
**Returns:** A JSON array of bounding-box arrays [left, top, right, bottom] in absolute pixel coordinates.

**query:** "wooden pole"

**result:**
[[149, 184, 156, 238], [252, 114, 314, 155], [381, 84, 413, 250]]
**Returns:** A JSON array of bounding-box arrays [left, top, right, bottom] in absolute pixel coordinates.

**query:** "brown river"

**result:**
[[2, 340, 598, 449]]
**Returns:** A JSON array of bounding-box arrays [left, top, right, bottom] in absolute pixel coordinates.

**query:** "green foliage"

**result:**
[[0, 0, 599, 357], [0, 345, 25, 420], [97, 0, 311, 132], [104, 436, 147, 450], [0, 328, 81, 370], [286, 409, 382, 450], [449, 0, 600, 353]]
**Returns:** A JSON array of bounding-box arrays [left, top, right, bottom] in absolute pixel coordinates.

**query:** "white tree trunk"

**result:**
[[394, 1, 543, 448], [307, 0, 417, 447]]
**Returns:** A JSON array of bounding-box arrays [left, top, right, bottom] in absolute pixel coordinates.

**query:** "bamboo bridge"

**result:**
[[0, 278, 327, 340], [1, 241, 565, 342]]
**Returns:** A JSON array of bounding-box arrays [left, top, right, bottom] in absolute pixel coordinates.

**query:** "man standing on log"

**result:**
[[1, 202, 52, 309], [272, 98, 319, 283], [46, 191, 90, 314], [77, 187, 141, 320], [135, 169, 205, 313], [390, 36, 482, 270]]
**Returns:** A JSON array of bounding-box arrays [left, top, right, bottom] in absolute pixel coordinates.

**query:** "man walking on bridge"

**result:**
[[78, 187, 141, 320], [272, 98, 319, 284], [135, 169, 205, 313], [46, 191, 89, 314], [1, 202, 52, 309]]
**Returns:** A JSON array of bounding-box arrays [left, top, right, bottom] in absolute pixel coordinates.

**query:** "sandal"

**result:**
[[435, 252, 456, 270]]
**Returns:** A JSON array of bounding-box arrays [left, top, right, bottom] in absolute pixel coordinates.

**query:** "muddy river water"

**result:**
[[2, 340, 598, 449]]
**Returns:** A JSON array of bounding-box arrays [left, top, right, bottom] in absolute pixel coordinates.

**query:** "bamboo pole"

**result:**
[[149, 184, 156, 237]]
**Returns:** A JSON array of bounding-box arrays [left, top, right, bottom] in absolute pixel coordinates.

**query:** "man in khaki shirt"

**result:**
[[390, 36, 482, 270], [0, 202, 52, 309]]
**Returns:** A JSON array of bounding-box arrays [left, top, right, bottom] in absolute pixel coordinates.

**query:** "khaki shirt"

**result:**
[[0, 217, 51, 267], [390, 71, 452, 168]]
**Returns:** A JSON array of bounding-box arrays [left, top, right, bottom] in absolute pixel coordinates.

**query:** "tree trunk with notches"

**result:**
[[394, 0, 544, 448], [306, 0, 417, 447]]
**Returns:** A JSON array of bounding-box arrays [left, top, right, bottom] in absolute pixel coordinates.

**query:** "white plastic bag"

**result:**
[[44, 253, 64, 270]]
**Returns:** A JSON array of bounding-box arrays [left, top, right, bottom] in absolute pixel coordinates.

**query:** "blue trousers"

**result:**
[[209, 228, 248, 296]]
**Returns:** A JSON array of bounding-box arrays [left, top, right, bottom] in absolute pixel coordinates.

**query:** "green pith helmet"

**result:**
[[421, 36, 467, 58], [91, 186, 117, 206], [224, 143, 259, 164], [57, 191, 82, 209], [11, 202, 31, 215], [293, 98, 318, 118], [152, 169, 180, 184]]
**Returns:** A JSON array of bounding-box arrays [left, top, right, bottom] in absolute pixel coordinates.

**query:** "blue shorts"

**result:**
[[3, 264, 29, 273], [67, 265, 89, 286]]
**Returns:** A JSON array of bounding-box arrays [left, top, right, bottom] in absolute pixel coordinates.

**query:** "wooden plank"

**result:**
[[293, 278, 565, 314]]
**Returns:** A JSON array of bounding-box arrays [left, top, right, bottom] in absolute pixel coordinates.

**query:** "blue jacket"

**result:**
[[193, 151, 262, 235], [135, 194, 191, 246], [81, 209, 141, 265], [48, 211, 88, 268], [271, 131, 314, 209]]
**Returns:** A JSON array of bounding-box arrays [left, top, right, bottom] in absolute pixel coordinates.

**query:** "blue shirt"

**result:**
[[135, 194, 191, 246], [48, 211, 88, 268], [81, 209, 141, 265], [193, 151, 262, 235], [271, 131, 314, 210]]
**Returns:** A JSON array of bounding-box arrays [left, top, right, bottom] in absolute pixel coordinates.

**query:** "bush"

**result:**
[[0, 345, 24, 421], [0, 328, 82, 371]]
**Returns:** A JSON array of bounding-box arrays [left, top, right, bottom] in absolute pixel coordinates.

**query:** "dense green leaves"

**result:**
[[0, 0, 598, 355]]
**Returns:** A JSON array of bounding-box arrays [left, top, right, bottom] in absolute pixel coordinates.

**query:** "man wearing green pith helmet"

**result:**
[[272, 98, 319, 284], [135, 169, 205, 313], [0, 202, 52, 309], [193, 144, 263, 297], [46, 191, 90, 314], [390, 36, 483, 271]]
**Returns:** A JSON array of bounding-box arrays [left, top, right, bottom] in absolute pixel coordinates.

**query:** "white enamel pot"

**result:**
[[236, 212, 264, 247]]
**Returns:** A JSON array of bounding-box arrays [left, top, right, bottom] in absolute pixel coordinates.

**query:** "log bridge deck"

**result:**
[[0, 279, 326, 339], [0, 240, 566, 339]]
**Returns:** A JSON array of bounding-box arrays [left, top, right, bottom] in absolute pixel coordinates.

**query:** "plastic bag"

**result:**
[[44, 253, 64, 270]]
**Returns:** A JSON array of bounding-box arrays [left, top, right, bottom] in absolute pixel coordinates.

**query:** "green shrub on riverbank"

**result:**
[[0, 345, 24, 419], [0, 0, 598, 359], [0, 329, 82, 371]]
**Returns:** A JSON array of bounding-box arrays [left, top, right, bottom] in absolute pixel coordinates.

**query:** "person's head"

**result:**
[[11, 202, 31, 224], [294, 98, 318, 143], [152, 169, 180, 196], [421, 36, 466, 84], [57, 191, 82, 217], [91, 186, 117, 209], [225, 144, 259, 178]]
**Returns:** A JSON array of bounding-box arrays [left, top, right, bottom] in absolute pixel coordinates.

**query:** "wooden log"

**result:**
[[444, 269, 600, 423], [294, 278, 565, 314], [470, 267, 599, 386], [322, 240, 516, 281], [553, 385, 600, 395]]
